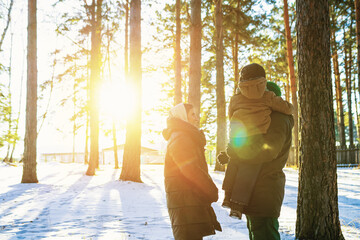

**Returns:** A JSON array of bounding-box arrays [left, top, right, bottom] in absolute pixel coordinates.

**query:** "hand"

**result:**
[[217, 151, 230, 165]]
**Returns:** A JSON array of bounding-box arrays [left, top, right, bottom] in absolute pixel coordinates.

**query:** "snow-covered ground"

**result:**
[[0, 162, 359, 240]]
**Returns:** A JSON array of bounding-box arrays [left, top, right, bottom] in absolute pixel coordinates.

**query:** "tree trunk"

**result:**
[[188, 0, 201, 119], [120, 0, 142, 183], [4, 33, 13, 162], [356, 0, 360, 106], [330, 8, 346, 148], [22, 0, 38, 183], [344, 23, 354, 148], [72, 79, 76, 163], [174, 0, 182, 105], [214, 0, 226, 172], [353, 79, 360, 143], [86, 0, 102, 176], [85, 42, 90, 165], [283, 0, 299, 166], [0, 0, 14, 51], [85, 111, 89, 164], [295, 1, 344, 239], [285, 72, 290, 102], [232, 1, 240, 94], [125, 0, 129, 79], [112, 121, 119, 169]]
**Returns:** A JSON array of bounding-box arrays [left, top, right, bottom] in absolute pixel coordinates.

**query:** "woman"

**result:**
[[162, 103, 222, 240]]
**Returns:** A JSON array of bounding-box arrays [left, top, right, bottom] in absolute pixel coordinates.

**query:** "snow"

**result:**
[[0, 162, 359, 240]]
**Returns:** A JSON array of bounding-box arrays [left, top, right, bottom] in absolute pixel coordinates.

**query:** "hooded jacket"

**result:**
[[227, 111, 294, 217], [229, 77, 293, 138], [162, 117, 221, 240]]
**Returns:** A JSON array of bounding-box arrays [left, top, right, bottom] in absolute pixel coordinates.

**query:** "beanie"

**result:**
[[266, 81, 282, 97], [240, 63, 266, 82]]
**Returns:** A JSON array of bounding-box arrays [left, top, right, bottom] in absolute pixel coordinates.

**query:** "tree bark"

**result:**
[[295, 1, 344, 239], [232, 1, 240, 94], [188, 0, 201, 119], [120, 0, 142, 182], [355, 0, 360, 105], [330, 7, 346, 147], [214, 0, 226, 172], [283, 0, 299, 166], [344, 23, 354, 148], [125, 0, 129, 79], [22, 0, 38, 183], [174, 0, 182, 105], [0, 0, 14, 51], [86, 0, 102, 176]]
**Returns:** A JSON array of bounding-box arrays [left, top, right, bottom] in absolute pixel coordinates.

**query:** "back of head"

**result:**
[[240, 63, 266, 82]]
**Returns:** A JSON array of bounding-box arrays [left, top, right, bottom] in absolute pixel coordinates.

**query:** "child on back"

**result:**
[[219, 63, 293, 219]]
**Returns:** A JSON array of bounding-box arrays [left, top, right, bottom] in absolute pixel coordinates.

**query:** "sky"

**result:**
[[0, 162, 359, 239]]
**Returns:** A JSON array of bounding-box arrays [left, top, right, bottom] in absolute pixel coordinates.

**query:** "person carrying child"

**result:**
[[218, 63, 293, 221]]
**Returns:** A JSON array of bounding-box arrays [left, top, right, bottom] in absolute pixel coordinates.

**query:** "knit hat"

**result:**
[[240, 63, 266, 82], [169, 103, 188, 122], [266, 81, 282, 97]]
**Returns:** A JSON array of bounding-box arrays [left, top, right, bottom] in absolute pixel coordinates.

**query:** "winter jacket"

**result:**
[[162, 118, 222, 240], [227, 111, 294, 217], [229, 77, 293, 137]]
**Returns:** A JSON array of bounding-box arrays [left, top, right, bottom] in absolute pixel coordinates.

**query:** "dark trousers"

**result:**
[[246, 215, 280, 240]]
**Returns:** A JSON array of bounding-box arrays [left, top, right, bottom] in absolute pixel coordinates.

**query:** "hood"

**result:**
[[162, 117, 206, 147], [169, 103, 188, 122], [239, 77, 267, 99]]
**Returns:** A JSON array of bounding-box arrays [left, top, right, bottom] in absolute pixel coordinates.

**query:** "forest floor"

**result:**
[[0, 162, 359, 240]]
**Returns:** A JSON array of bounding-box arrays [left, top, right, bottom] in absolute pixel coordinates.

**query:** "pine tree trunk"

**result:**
[[86, 0, 102, 176], [356, 0, 360, 105], [174, 0, 182, 105], [295, 1, 343, 239], [125, 0, 129, 79], [283, 0, 299, 166], [72, 75, 76, 163], [85, 112, 89, 164], [285, 72, 290, 102], [112, 121, 119, 169], [330, 10, 346, 147], [188, 0, 201, 119], [344, 24, 354, 148], [120, 0, 142, 183], [353, 79, 360, 143], [214, 0, 226, 172], [232, 1, 240, 94], [0, 0, 14, 51], [22, 0, 38, 183], [4, 34, 13, 162]]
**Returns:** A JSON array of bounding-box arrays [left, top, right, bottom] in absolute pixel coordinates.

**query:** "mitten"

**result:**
[[217, 151, 230, 165]]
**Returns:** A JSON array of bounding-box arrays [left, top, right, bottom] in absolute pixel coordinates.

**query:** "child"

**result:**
[[219, 63, 293, 219]]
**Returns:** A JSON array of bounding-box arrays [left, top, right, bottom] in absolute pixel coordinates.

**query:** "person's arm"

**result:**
[[168, 134, 218, 203], [266, 91, 294, 115]]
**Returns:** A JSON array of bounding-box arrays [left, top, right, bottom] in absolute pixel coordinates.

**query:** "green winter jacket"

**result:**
[[163, 118, 222, 240], [228, 111, 294, 217]]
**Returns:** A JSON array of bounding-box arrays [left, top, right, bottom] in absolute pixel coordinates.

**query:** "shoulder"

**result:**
[[168, 131, 193, 150]]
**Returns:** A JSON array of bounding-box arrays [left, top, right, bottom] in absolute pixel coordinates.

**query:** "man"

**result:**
[[220, 64, 294, 239], [231, 111, 294, 239]]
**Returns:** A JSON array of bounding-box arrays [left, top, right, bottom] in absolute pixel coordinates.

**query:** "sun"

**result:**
[[99, 81, 135, 121]]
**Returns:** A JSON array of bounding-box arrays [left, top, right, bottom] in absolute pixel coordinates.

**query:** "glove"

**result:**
[[217, 151, 230, 165]]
